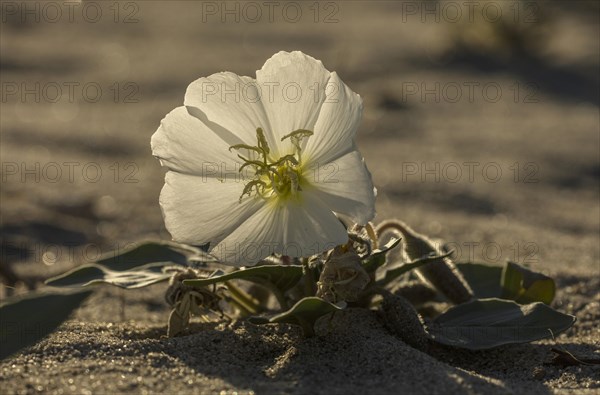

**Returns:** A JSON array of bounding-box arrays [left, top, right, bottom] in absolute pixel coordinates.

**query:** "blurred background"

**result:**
[[1, 0, 598, 297]]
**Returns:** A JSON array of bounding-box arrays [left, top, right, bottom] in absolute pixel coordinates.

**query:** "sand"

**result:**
[[1, 274, 598, 394]]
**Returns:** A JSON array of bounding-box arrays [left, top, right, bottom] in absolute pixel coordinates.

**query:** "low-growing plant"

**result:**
[[0, 51, 575, 360]]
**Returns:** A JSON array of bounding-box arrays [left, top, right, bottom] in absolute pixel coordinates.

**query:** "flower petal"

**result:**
[[306, 150, 376, 225], [303, 72, 363, 166], [212, 194, 347, 266], [151, 106, 242, 175], [185, 72, 271, 146], [159, 171, 262, 247], [256, 51, 332, 157]]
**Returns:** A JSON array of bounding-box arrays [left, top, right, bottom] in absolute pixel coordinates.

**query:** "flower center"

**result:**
[[230, 128, 313, 203]]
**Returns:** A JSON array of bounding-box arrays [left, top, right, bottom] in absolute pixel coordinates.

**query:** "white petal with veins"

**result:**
[[151, 106, 242, 175], [306, 150, 376, 225], [256, 51, 331, 158], [212, 193, 347, 265], [185, 72, 271, 147], [303, 72, 363, 166], [159, 172, 261, 247], [152, 51, 376, 266]]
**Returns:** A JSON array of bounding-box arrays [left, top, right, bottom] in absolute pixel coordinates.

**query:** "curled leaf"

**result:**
[[502, 261, 555, 304], [362, 237, 401, 273], [249, 297, 346, 337], [379, 250, 455, 286], [45, 262, 173, 289], [317, 246, 370, 303], [457, 261, 556, 305], [167, 289, 223, 337], [167, 293, 192, 337], [377, 220, 473, 304]]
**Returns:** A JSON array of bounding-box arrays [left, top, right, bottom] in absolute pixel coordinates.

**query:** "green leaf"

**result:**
[[45, 262, 172, 289], [456, 262, 504, 299], [249, 297, 346, 337], [183, 265, 303, 308], [501, 261, 556, 304], [518, 279, 555, 305], [378, 250, 454, 286], [502, 261, 523, 299], [184, 265, 303, 290], [362, 237, 401, 273], [455, 261, 555, 304], [95, 240, 204, 271], [44, 240, 218, 290], [428, 298, 575, 350], [0, 290, 92, 360]]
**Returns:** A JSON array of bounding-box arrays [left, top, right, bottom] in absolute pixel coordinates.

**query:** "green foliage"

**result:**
[[184, 265, 302, 291], [362, 237, 401, 273], [501, 261, 556, 304], [456, 261, 556, 304], [378, 250, 454, 286], [0, 290, 92, 360], [42, 232, 568, 349], [455, 262, 504, 298], [45, 241, 218, 290], [95, 240, 211, 270], [184, 265, 303, 309], [249, 297, 346, 337], [45, 262, 173, 289], [428, 298, 575, 350]]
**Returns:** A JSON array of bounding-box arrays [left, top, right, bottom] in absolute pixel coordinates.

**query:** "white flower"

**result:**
[[151, 51, 375, 266]]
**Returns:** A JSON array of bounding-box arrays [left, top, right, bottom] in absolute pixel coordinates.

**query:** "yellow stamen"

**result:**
[[229, 128, 313, 203]]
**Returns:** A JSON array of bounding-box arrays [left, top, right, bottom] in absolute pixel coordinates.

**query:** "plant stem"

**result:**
[[302, 259, 317, 297], [225, 296, 253, 317], [296, 317, 315, 337], [261, 282, 289, 310], [225, 281, 260, 315]]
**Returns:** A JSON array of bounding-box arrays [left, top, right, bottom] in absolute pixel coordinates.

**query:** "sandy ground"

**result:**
[[1, 1, 599, 394]]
